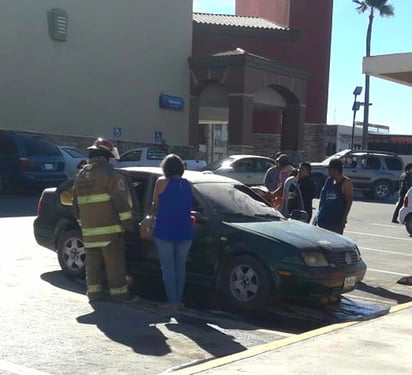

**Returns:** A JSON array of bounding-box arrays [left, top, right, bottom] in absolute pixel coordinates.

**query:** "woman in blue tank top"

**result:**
[[152, 154, 194, 311], [315, 159, 353, 234]]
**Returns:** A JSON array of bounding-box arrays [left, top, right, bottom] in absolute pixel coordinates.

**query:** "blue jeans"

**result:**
[[154, 238, 192, 304]]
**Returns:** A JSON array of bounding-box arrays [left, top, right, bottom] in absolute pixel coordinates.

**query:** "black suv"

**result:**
[[311, 149, 404, 200], [0, 130, 67, 193]]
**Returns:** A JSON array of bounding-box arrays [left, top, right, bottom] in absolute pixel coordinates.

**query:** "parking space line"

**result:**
[[0, 360, 52, 375], [371, 223, 402, 228], [346, 231, 411, 241], [360, 247, 412, 257], [367, 268, 409, 277]]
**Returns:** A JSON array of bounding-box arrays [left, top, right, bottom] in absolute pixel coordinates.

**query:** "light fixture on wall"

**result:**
[[48, 8, 68, 41]]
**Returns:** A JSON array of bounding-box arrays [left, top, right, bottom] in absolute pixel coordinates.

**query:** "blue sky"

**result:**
[[193, 0, 412, 135]]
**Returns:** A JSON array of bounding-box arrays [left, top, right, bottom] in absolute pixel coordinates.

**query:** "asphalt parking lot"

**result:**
[[0, 193, 411, 374]]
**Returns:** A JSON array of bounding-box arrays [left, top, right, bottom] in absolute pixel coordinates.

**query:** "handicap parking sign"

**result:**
[[154, 131, 163, 144], [113, 127, 122, 138]]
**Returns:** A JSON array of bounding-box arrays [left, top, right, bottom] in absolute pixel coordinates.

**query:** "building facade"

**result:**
[[0, 0, 192, 150], [190, 0, 333, 161]]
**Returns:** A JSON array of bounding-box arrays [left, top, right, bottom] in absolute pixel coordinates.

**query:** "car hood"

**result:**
[[225, 220, 355, 250]]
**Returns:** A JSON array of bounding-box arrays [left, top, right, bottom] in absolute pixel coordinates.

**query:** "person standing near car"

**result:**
[[314, 159, 353, 234], [72, 138, 137, 303], [298, 162, 316, 223], [391, 163, 412, 223], [152, 154, 194, 312]]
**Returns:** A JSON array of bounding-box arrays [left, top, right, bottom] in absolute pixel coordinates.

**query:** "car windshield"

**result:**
[[208, 157, 236, 170], [194, 182, 283, 220]]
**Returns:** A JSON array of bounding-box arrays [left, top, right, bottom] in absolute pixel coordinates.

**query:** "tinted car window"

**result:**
[[147, 148, 167, 160], [232, 159, 254, 173], [121, 150, 142, 162], [24, 137, 60, 156], [385, 157, 403, 171], [195, 182, 282, 218], [362, 157, 381, 170], [256, 159, 274, 172], [0, 134, 17, 155]]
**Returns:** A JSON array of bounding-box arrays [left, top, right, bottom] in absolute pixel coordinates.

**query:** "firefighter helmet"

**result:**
[[87, 138, 120, 160]]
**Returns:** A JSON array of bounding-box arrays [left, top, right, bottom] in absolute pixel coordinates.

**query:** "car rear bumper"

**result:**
[[275, 260, 367, 299], [33, 218, 56, 251]]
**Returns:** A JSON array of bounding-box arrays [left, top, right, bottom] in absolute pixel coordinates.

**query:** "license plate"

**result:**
[[44, 163, 55, 170], [343, 276, 357, 291]]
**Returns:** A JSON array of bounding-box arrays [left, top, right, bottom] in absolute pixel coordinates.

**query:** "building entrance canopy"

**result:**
[[363, 53, 412, 87]]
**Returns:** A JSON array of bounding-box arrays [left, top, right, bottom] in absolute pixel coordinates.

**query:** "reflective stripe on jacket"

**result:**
[[72, 157, 133, 248]]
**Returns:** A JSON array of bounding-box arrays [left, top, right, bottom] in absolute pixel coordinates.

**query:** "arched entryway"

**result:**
[[252, 85, 301, 155], [189, 49, 308, 159]]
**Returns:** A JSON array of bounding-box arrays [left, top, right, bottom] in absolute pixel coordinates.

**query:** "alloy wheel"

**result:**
[[62, 237, 85, 271], [229, 264, 259, 302]]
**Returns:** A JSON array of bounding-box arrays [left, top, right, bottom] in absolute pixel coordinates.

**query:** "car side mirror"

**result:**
[[290, 209, 308, 223]]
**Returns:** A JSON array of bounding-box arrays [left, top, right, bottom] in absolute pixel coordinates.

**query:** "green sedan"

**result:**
[[34, 167, 366, 310]]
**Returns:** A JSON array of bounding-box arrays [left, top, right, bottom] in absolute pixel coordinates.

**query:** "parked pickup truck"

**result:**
[[310, 149, 404, 200], [113, 147, 206, 170]]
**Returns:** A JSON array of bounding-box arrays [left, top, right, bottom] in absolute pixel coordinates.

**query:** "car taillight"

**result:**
[[18, 157, 30, 170], [404, 196, 409, 207]]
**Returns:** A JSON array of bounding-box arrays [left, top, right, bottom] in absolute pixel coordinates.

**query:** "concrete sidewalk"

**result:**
[[170, 302, 412, 375]]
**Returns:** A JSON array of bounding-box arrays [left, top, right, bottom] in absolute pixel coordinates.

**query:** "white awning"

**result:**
[[363, 53, 412, 87]]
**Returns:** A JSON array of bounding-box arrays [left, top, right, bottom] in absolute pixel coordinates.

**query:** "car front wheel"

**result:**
[[57, 229, 86, 278], [219, 255, 272, 310]]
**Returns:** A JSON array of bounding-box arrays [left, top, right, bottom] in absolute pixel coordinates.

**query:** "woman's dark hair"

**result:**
[[161, 154, 185, 177]]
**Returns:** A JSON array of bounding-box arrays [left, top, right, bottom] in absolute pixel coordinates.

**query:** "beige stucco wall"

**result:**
[[0, 0, 192, 146]]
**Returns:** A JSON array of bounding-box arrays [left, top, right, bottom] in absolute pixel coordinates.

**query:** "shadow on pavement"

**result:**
[[0, 193, 40, 217], [357, 281, 412, 304], [77, 303, 172, 356], [41, 270, 86, 295], [167, 314, 247, 357]]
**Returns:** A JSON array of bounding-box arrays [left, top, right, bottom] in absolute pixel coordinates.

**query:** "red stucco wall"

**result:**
[[235, 0, 333, 124]]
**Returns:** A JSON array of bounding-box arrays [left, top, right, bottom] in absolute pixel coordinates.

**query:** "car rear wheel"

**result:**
[[405, 215, 412, 236], [219, 255, 272, 310], [372, 180, 392, 201], [57, 229, 86, 278]]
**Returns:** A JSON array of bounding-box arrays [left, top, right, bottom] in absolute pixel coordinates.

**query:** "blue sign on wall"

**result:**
[[159, 95, 184, 111]]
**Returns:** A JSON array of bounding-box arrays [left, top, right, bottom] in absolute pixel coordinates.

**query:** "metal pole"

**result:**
[[351, 107, 356, 150]]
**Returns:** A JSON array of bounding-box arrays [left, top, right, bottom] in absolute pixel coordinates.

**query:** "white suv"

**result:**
[[399, 187, 412, 235]]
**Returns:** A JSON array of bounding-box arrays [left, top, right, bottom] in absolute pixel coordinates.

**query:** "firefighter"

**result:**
[[72, 138, 137, 303]]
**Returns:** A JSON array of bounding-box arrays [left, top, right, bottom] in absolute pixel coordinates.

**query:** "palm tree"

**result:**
[[353, 0, 394, 149]]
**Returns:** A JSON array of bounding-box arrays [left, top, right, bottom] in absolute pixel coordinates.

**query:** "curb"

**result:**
[[168, 301, 412, 375]]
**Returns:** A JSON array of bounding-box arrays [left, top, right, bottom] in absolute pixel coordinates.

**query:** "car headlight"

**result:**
[[301, 252, 329, 267]]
